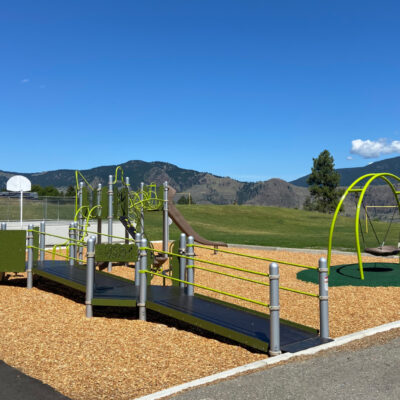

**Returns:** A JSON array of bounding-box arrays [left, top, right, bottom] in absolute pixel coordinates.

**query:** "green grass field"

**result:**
[[144, 205, 400, 252]]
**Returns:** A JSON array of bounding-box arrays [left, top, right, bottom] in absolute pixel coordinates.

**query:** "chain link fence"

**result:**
[[0, 196, 76, 221]]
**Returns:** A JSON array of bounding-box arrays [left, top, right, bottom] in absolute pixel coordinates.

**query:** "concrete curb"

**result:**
[[133, 320, 400, 400]]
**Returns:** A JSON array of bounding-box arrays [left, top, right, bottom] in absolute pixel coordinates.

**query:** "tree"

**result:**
[[177, 195, 195, 205], [304, 150, 342, 213], [65, 185, 76, 197], [31, 184, 60, 197]]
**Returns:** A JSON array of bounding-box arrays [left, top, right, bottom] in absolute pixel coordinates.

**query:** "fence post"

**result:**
[[319, 257, 329, 340], [138, 237, 147, 321], [27, 224, 34, 289], [179, 233, 187, 288], [186, 236, 195, 296], [269, 262, 281, 356], [163, 181, 169, 253], [85, 235, 96, 318], [107, 174, 113, 272], [134, 232, 142, 286], [39, 221, 45, 265], [1, 222, 6, 230]]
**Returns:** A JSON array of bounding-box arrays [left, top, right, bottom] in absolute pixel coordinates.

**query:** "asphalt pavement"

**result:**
[[171, 335, 400, 400]]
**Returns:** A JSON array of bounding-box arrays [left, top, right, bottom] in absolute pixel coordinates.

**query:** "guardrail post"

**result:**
[[134, 232, 142, 286], [85, 235, 96, 318], [0, 222, 6, 230], [269, 262, 281, 356], [163, 181, 169, 253], [186, 236, 195, 296], [69, 223, 75, 266], [319, 257, 329, 339], [39, 221, 45, 265], [138, 238, 147, 321], [27, 224, 34, 289], [179, 233, 187, 288], [107, 174, 113, 272]]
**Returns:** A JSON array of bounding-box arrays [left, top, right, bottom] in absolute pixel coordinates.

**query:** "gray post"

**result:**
[[186, 236, 195, 296], [163, 181, 169, 253], [26, 224, 34, 289], [0, 222, 6, 230], [72, 221, 78, 260], [39, 221, 45, 265], [319, 257, 330, 339], [140, 182, 144, 235], [69, 223, 75, 266], [85, 235, 96, 318], [269, 262, 281, 356], [107, 174, 113, 272], [78, 181, 84, 263], [138, 237, 147, 320], [134, 232, 142, 286], [179, 233, 187, 288], [97, 183, 102, 245]]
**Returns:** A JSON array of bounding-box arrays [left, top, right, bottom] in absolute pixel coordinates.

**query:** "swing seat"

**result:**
[[364, 245, 400, 257]]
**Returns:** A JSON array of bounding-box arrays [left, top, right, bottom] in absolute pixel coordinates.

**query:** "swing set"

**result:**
[[327, 173, 400, 280]]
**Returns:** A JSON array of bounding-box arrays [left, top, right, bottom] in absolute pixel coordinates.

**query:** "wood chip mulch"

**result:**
[[1, 246, 400, 399]]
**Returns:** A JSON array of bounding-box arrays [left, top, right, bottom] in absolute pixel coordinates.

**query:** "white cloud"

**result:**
[[21, 78, 30, 84], [350, 138, 400, 158], [346, 156, 353, 160]]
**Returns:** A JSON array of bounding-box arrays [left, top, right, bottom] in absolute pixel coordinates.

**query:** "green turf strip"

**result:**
[[297, 262, 400, 287]]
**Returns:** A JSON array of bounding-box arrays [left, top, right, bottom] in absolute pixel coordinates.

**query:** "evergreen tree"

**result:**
[[304, 150, 342, 213], [65, 185, 76, 197]]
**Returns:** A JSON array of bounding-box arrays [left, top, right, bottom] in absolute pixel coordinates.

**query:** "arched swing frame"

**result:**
[[327, 173, 400, 280]]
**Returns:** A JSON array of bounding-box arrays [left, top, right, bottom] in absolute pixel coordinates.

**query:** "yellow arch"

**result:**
[[327, 173, 400, 279]]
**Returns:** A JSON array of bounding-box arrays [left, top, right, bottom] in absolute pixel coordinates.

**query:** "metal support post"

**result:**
[[39, 221, 45, 265], [107, 175, 113, 272], [186, 236, 195, 296], [85, 235, 96, 318], [179, 233, 187, 288], [78, 181, 84, 263], [97, 183, 102, 244], [319, 257, 330, 339], [27, 224, 34, 289], [134, 233, 142, 286], [69, 223, 75, 266], [140, 182, 144, 235], [138, 238, 147, 320], [269, 262, 281, 356], [72, 222, 78, 260], [163, 181, 169, 253]]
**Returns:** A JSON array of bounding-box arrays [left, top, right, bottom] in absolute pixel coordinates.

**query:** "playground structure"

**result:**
[[0, 167, 331, 355], [328, 172, 400, 280]]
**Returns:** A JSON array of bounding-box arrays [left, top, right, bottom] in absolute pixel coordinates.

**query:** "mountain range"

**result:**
[[1, 156, 400, 208]]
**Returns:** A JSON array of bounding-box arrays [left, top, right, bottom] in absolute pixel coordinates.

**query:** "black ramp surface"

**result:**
[[0, 360, 70, 400], [147, 286, 321, 351]]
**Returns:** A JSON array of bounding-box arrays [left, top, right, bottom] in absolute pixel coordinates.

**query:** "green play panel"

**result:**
[[297, 262, 400, 287]]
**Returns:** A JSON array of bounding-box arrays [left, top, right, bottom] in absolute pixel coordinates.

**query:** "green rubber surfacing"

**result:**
[[297, 262, 400, 287]]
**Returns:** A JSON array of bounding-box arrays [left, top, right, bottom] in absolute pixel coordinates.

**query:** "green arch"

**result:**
[[327, 173, 400, 280]]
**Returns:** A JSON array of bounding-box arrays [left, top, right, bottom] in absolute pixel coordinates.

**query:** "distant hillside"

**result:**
[[291, 156, 400, 187], [0, 160, 307, 208]]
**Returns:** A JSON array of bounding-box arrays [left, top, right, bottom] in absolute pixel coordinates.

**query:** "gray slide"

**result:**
[[168, 187, 227, 247]]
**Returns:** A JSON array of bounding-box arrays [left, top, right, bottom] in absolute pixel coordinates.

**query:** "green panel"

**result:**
[[32, 226, 39, 267], [95, 244, 138, 262], [0, 231, 26, 272], [100, 186, 109, 219], [146, 300, 269, 353], [92, 298, 137, 307], [117, 187, 129, 217]]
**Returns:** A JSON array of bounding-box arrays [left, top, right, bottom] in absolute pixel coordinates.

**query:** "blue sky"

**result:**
[[1, 1, 400, 182]]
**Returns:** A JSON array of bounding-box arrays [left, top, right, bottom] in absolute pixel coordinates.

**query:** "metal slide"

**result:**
[[168, 187, 227, 247]]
